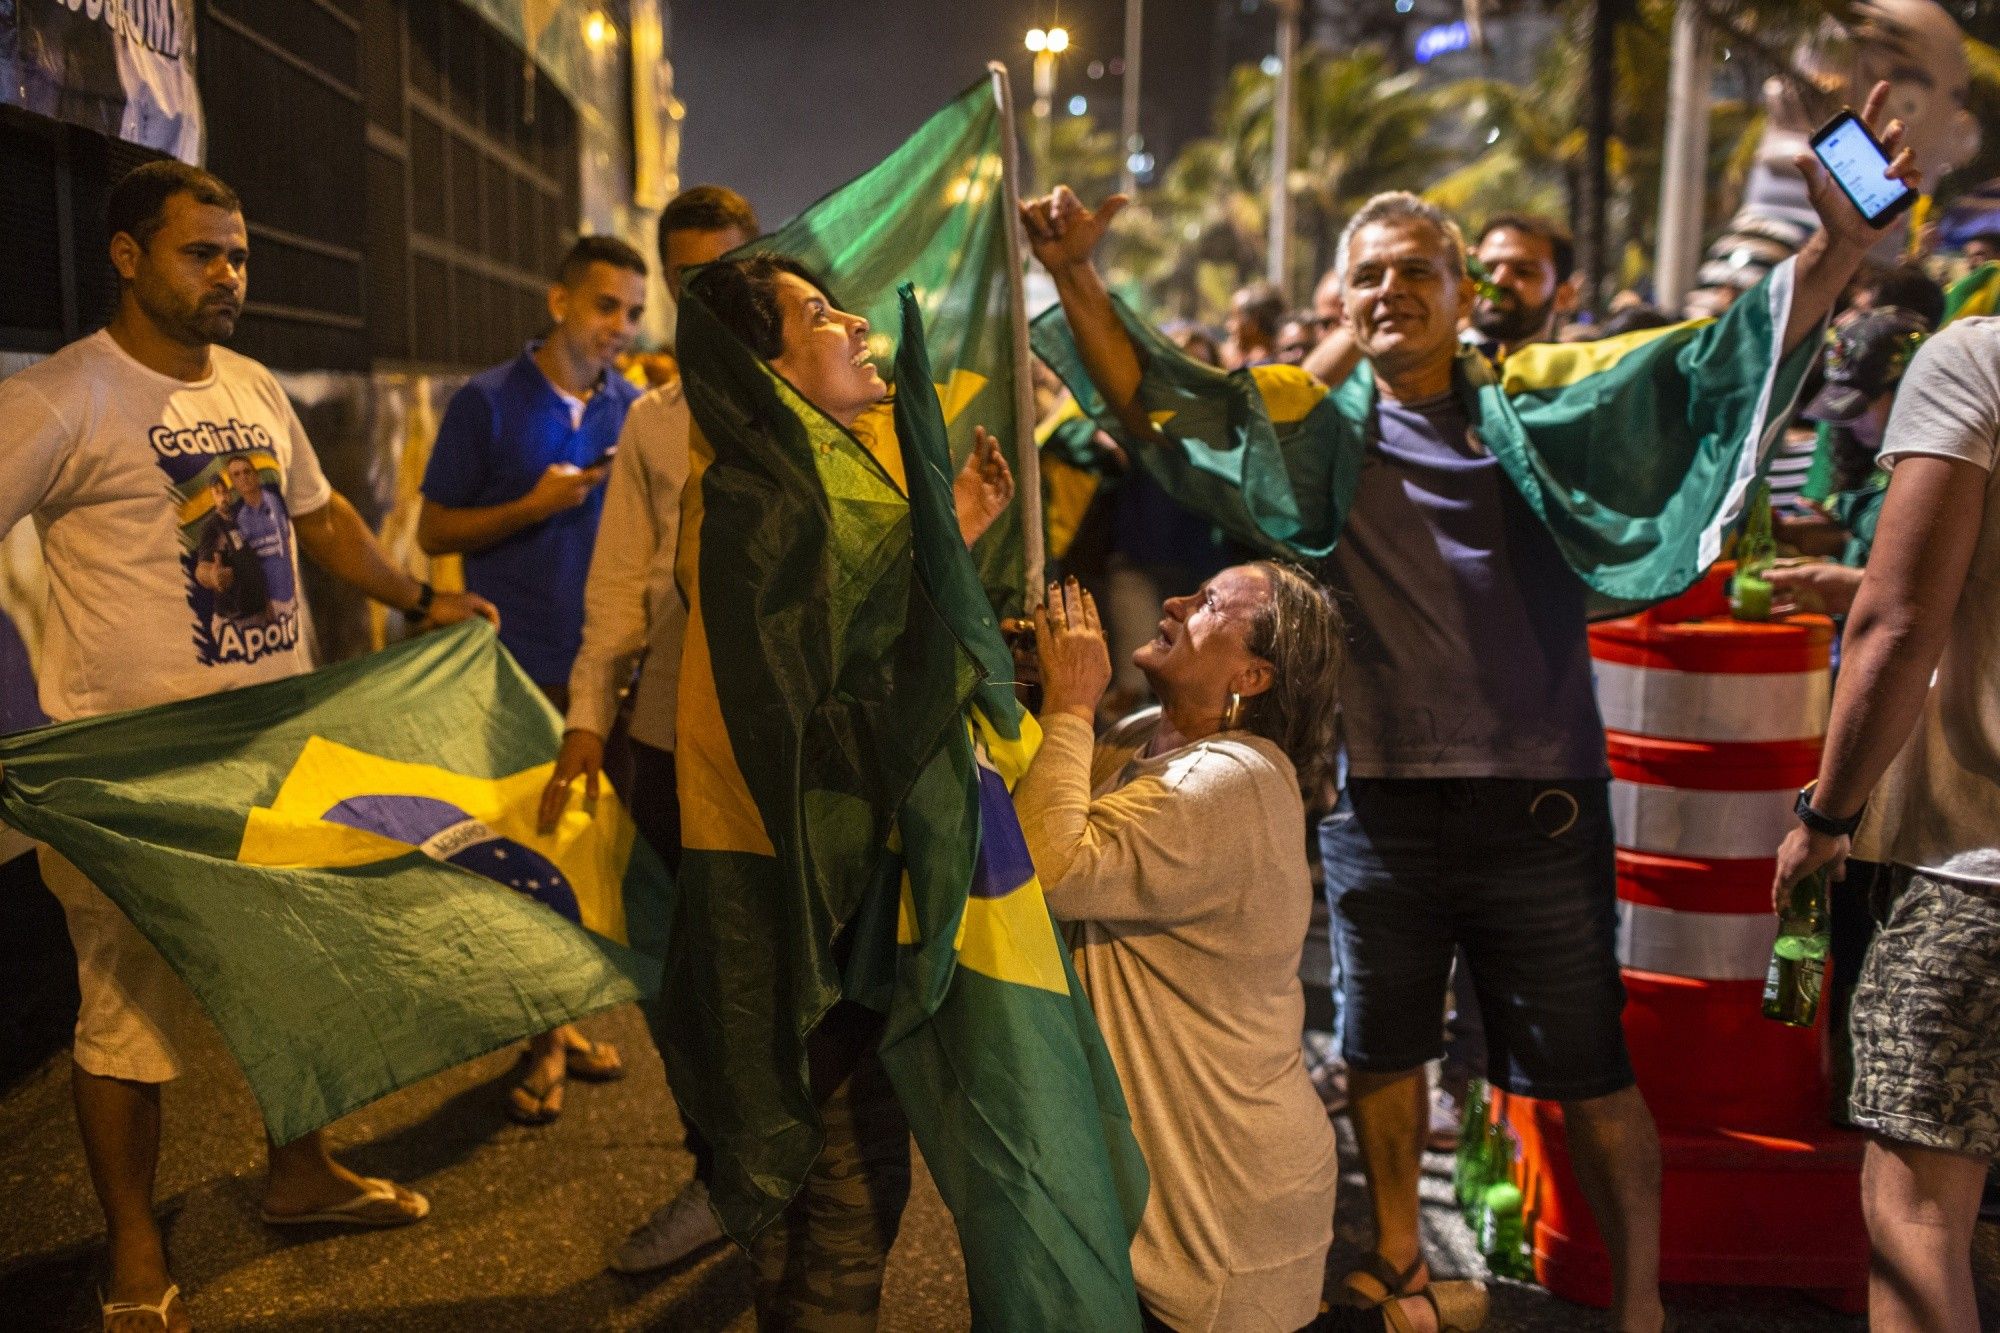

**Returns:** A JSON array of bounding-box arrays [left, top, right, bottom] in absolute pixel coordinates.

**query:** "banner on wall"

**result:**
[[0, 0, 203, 162]]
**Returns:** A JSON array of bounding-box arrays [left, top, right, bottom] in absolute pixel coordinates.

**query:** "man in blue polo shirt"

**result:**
[[420, 235, 647, 705], [419, 233, 647, 1124]]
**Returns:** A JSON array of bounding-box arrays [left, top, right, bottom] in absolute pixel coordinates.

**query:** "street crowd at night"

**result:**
[[6, 1, 2000, 1331]]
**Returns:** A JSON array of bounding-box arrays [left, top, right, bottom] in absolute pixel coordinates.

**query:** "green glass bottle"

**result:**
[[1731, 481, 1777, 621], [1453, 1078, 1489, 1209], [1480, 1181, 1533, 1279], [1763, 866, 1833, 1027]]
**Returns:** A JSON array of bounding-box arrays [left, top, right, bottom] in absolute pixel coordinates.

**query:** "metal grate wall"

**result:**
[[0, 0, 581, 372]]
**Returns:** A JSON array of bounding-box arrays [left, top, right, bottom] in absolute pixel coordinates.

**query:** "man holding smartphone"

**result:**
[[1024, 81, 1920, 1333], [419, 234, 647, 1121]]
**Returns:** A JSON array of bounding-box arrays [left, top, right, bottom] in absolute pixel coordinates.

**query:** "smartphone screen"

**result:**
[[1811, 112, 1916, 226]]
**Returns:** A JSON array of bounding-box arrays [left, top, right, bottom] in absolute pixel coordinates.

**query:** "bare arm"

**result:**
[[296, 492, 498, 626], [1019, 189, 1152, 439], [1772, 455, 1986, 894], [1300, 321, 1362, 387], [416, 461, 608, 556], [1781, 81, 1922, 358]]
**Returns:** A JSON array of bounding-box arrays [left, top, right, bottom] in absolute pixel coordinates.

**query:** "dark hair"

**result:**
[[1966, 229, 2000, 251], [686, 251, 831, 360], [558, 234, 649, 286], [1477, 213, 1576, 284], [1231, 281, 1287, 339], [661, 185, 760, 240], [1235, 560, 1344, 796], [1857, 262, 1944, 329], [107, 160, 240, 251]]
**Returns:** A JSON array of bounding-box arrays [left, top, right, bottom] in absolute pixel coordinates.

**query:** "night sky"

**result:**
[[673, 0, 1231, 226]]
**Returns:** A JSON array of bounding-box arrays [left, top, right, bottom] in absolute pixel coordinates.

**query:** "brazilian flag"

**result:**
[[1033, 259, 1820, 613], [668, 260, 1146, 1322], [1944, 259, 2000, 323], [749, 68, 1041, 613], [0, 621, 665, 1144]]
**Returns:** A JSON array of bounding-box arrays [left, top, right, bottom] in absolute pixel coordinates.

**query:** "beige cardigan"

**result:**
[[1014, 712, 1337, 1333]]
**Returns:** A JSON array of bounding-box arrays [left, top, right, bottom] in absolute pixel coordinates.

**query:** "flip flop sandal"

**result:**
[[564, 1036, 625, 1082], [1339, 1251, 1427, 1309], [507, 1052, 566, 1125], [101, 1283, 182, 1331], [261, 1177, 430, 1227]]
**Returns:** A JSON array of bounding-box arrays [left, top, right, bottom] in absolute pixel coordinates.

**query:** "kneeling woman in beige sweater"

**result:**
[[1015, 563, 1344, 1332]]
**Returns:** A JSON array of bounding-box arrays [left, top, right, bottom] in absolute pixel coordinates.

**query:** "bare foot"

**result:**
[[261, 1132, 425, 1222]]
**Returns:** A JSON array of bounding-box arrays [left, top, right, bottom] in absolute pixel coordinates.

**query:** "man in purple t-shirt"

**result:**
[[1024, 82, 1918, 1327]]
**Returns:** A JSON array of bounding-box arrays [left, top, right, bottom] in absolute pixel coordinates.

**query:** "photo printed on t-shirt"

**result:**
[[150, 419, 302, 667]]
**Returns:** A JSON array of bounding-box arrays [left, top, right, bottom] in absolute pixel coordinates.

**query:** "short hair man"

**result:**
[[0, 159, 495, 1329], [1962, 229, 2000, 269], [535, 184, 759, 1272], [418, 232, 649, 1123], [1772, 312, 2000, 1332], [1273, 310, 1322, 366], [1023, 82, 1920, 1332], [1469, 213, 1580, 361], [1223, 279, 1286, 369]]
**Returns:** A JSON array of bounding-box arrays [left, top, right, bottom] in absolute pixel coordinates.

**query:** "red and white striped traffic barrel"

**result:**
[[1589, 567, 1835, 1135]]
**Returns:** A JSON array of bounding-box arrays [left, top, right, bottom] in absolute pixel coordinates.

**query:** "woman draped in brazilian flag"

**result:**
[[677, 253, 1017, 1328]]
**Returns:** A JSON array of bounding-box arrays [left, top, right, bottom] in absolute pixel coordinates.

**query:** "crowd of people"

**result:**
[[2, 71, 1998, 1333]]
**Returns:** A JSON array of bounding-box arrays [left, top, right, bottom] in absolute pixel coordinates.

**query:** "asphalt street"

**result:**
[[4, 1002, 1997, 1330]]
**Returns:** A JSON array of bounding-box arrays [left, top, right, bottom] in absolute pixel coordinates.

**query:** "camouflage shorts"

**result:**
[[750, 1010, 912, 1332], [1850, 868, 2000, 1160]]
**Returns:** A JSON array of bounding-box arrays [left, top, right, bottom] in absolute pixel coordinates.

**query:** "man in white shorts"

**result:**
[[0, 160, 495, 1331]]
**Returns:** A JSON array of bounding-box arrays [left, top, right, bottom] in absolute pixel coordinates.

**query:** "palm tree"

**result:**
[[1108, 47, 1464, 321]]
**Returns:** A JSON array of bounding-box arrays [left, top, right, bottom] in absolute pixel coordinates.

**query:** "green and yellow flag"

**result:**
[[667, 261, 1145, 1321], [1033, 260, 1820, 613], [878, 286, 1148, 1328], [0, 621, 665, 1144], [752, 67, 1041, 613]]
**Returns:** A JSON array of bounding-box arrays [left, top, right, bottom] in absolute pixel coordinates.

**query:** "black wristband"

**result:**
[[409, 581, 435, 619], [1795, 782, 1864, 838]]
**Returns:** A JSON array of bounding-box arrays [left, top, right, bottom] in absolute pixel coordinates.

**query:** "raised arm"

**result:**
[[1019, 188, 1150, 438], [1782, 80, 1924, 358]]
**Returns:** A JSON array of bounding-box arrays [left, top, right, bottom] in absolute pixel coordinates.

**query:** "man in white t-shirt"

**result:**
[[0, 160, 495, 1332], [534, 183, 759, 1275], [1774, 315, 2000, 1331]]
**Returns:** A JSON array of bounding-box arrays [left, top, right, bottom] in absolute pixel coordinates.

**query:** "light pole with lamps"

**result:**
[[1025, 25, 1070, 189]]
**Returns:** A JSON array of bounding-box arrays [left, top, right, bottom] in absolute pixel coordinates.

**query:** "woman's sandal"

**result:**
[[1384, 1280, 1489, 1333], [1339, 1251, 1427, 1309], [100, 1283, 184, 1331], [507, 1051, 566, 1125], [563, 1034, 624, 1082]]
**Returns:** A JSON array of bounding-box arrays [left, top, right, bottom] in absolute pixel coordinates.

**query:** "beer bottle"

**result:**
[[1453, 1078, 1489, 1209], [1763, 866, 1832, 1027], [1731, 482, 1777, 621], [1480, 1181, 1533, 1280]]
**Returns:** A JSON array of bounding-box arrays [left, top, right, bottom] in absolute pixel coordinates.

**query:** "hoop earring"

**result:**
[[1222, 692, 1244, 731]]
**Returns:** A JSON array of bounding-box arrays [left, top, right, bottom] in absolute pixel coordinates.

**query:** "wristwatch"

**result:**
[[408, 580, 436, 620], [1794, 781, 1864, 838]]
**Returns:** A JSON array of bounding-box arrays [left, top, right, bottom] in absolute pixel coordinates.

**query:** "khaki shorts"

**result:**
[[38, 845, 208, 1083]]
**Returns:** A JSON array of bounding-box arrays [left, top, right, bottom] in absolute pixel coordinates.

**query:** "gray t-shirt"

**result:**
[[1856, 317, 2000, 885], [1327, 390, 1608, 780]]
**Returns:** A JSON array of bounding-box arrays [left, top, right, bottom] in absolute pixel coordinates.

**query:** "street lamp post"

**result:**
[[1120, 0, 1143, 197], [1267, 0, 1299, 294], [1026, 26, 1069, 189]]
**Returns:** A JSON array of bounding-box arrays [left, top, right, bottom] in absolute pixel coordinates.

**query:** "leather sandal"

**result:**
[[1339, 1251, 1427, 1308], [1384, 1280, 1489, 1333]]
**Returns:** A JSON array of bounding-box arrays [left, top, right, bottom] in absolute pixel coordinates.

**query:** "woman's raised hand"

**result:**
[[1033, 577, 1111, 724]]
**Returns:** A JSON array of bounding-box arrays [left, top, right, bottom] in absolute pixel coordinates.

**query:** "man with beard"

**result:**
[[0, 159, 495, 1332], [1467, 214, 1581, 363]]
